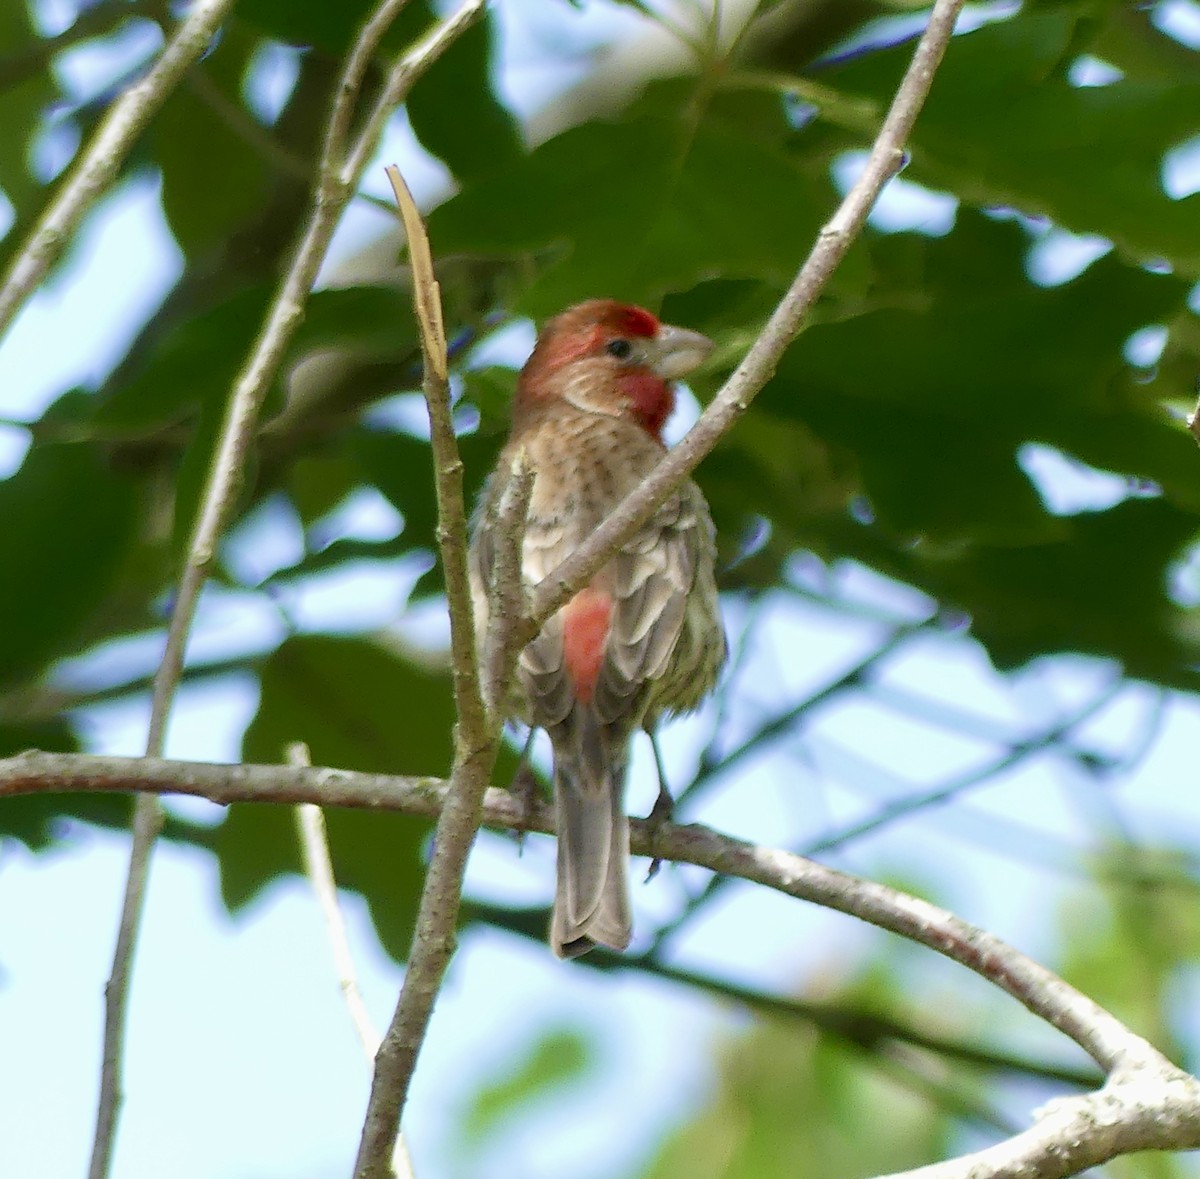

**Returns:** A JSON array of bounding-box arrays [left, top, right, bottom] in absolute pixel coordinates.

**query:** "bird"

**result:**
[[468, 299, 726, 958]]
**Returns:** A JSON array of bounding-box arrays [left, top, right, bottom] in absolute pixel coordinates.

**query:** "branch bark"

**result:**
[[6, 748, 1200, 1178], [0, 0, 237, 338], [353, 160, 495, 1179]]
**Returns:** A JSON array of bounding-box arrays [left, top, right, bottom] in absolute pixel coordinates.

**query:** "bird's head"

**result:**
[[514, 300, 713, 438]]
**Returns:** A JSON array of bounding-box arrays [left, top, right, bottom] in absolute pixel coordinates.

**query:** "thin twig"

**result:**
[[85, 4, 487, 1176], [521, 0, 969, 643], [289, 744, 381, 1060], [88, 793, 162, 1179], [482, 451, 534, 715], [454, 911, 1103, 1088], [354, 160, 491, 1179], [685, 620, 922, 804], [0, 0, 237, 338], [803, 679, 1123, 857], [288, 745, 415, 1179]]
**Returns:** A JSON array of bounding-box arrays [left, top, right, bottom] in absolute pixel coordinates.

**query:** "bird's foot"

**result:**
[[506, 729, 539, 854], [644, 783, 675, 882]]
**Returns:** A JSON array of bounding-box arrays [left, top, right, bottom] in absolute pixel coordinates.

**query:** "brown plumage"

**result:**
[[469, 300, 725, 957]]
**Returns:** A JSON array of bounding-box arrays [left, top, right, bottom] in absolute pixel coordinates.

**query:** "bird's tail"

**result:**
[[550, 707, 632, 958]]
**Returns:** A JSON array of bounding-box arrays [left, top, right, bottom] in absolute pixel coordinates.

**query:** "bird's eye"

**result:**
[[605, 338, 633, 360]]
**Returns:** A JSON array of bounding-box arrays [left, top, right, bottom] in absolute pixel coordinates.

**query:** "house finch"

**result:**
[[469, 300, 725, 957]]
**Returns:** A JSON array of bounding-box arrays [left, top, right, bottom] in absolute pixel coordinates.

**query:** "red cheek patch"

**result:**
[[561, 587, 612, 704]]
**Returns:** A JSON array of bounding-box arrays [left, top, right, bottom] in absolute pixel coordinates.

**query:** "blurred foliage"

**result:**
[[1, 0, 1200, 1171]]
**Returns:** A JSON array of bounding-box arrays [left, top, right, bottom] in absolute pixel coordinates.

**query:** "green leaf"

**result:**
[[288, 285, 415, 359], [460, 1028, 594, 1152], [285, 453, 364, 527], [829, 12, 1200, 273], [212, 635, 520, 961], [150, 26, 273, 258], [406, 10, 521, 183], [429, 106, 824, 313], [0, 3, 56, 241], [355, 427, 501, 559], [927, 497, 1200, 683], [761, 212, 1191, 542], [0, 444, 138, 689], [643, 985, 952, 1179], [92, 283, 272, 431]]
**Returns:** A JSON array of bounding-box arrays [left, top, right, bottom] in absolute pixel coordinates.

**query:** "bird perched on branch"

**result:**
[[469, 300, 725, 958]]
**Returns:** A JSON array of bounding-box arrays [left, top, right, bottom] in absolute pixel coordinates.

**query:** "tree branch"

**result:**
[[354, 158, 492, 1178], [519, 0, 969, 642], [0, 750, 1169, 1076], [4, 751, 1194, 1082], [0, 0, 237, 338], [80, 4, 487, 1176], [289, 744, 415, 1179], [13, 747, 1195, 1176]]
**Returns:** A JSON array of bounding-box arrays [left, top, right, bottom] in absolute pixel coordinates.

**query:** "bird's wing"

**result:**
[[591, 484, 708, 726]]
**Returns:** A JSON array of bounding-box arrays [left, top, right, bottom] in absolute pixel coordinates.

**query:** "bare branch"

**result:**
[[355, 160, 491, 1178], [482, 451, 534, 714], [0, 0, 237, 337], [878, 1070, 1200, 1179], [12, 745, 1198, 1174], [523, 0, 968, 640], [87, 788, 162, 1179], [289, 745, 416, 1179], [83, 4, 487, 1176], [0, 751, 1189, 1070], [289, 744, 382, 1062], [0, 750, 1168, 1074]]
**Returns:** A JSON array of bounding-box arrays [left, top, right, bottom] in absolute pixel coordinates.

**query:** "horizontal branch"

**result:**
[[12, 749, 1200, 1171], [1, 750, 1182, 1080]]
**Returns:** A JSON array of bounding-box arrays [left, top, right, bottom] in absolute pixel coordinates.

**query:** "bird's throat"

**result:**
[[618, 371, 675, 438]]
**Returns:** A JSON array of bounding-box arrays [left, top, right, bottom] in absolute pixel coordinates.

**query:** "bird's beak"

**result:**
[[649, 323, 713, 380]]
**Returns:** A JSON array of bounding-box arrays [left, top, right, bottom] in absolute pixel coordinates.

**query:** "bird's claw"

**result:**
[[644, 786, 675, 881], [509, 762, 541, 855]]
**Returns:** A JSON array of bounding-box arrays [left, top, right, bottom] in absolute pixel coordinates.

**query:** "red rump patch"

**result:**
[[561, 587, 612, 704]]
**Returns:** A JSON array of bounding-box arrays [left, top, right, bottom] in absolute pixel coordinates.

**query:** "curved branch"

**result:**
[[0, 749, 1181, 1079], [10, 749, 1195, 1177]]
